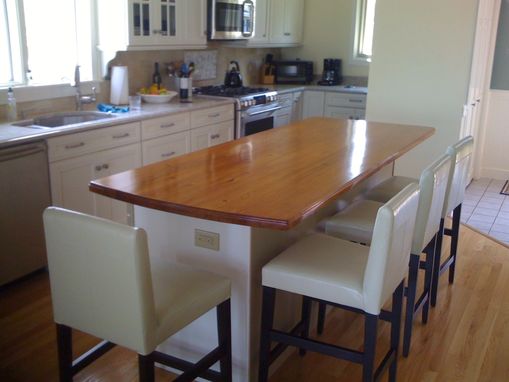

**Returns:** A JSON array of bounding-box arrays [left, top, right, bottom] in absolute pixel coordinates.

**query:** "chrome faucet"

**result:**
[[73, 65, 96, 111]]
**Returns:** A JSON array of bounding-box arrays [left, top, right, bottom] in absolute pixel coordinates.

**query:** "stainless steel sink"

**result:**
[[14, 111, 116, 129]]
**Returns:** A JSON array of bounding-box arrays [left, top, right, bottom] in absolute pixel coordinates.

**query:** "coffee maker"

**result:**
[[318, 58, 342, 86]]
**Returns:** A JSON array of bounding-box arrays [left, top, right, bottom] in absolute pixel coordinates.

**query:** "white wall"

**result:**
[[480, 90, 509, 179], [366, 0, 478, 177], [282, 0, 370, 77]]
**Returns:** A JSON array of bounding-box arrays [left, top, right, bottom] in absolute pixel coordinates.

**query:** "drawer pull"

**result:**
[[348, 99, 363, 103], [112, 133, 130, 139], [162, 151, 176, 158], [102, 163, 109, 169], [160, 123, 175, 128], [211, 134, 220, 140], [65, 142, 85, 150], [95, 165, 102, 171], [208, 113, 221, 118], [284, 32, 291, 36]]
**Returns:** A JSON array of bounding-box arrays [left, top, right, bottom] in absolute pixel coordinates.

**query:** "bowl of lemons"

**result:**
[[138, 84, 177, 104]]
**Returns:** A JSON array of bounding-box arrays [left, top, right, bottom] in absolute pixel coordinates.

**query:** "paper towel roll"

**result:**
[[110, 66, 129, 105]]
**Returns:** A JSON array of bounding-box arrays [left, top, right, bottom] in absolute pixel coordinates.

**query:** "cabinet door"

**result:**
[[269, 0, 304, 45], [250, 0, 269, 44], [292, 91, 303, 122], [142, 131, 191, 165], [191, 121, 234, 151], [50, 144, 141, 225], [129, 0, 154, 44], [274, 107, 292, 128], [184, 0, 207, 45], [302, 91, 325, 118], [154, 0, 181, 45]]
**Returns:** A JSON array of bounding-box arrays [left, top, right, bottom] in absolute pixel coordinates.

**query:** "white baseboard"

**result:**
[[480, 167, 509, 180]]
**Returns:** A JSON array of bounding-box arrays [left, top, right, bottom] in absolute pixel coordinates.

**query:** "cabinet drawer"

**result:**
[[277, 93, 294, 108], [191, 121, 234, 151], [325, 106, 365, 120], [325, 92, 366, 109], [48, 122, 141, 162], [142, 131, 191, 165], [141, 112, 190, 140], [191, 104, 234, 128]]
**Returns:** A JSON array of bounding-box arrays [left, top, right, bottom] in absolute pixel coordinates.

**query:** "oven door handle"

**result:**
[[247, 106, 282, 116]]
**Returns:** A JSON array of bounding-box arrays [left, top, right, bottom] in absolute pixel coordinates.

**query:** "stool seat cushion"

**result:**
[[365, 176, 416, 203], [262, 233, 369, 310], [325, 200, 383, 244], [152, 259, 231, 343]]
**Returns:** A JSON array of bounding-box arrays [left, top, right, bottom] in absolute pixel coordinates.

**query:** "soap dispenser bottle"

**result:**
[[7, 87, 17, 122]]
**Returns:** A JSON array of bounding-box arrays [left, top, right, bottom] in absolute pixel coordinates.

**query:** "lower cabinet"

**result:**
[[191, 121, 234, 151], [303, 91, 325, 118], [49, 143, 141, 225], [142, 130, 191, 165], [303, 90, 367, 120]]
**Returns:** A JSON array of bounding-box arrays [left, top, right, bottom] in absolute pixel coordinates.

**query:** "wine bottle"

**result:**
[[152, 62, 162, 90]]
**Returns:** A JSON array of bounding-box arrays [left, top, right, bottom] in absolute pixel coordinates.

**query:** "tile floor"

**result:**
[[462, 178, 509, 246]]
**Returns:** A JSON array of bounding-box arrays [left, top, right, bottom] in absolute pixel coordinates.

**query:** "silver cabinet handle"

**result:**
[[95, 165, 102, 171], [112, 133, 130, 139], [160, 123, 175, 128], [208, 113, 220, 118], [247, 106, 282, 116], [348, 99, 363, 103], [284, 32, 291, 36], [153, 29, 161, 34], [102, 163, 109, 169], [65, 142, 85, 150], [162, 151, 176, 158], [211, 134, 220, 139]]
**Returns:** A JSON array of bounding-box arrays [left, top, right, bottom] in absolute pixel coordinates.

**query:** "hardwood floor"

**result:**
[[1, 223, 509, 381]]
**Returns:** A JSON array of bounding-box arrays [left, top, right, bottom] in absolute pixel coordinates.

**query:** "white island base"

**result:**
[[133, 166, 391, 382]]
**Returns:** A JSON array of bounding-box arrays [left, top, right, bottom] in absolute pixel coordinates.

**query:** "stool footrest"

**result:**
[[270, 329, 364, 364], [268, 321, 304, 365], [444, 228, 453, 236], [154, 348, 223, 382], [439, 254, 455, 275], [374, 348, 397, 382], [72, 340, 115, 375]]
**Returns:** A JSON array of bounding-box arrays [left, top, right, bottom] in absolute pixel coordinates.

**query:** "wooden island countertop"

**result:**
[[89, 117, 434, 230]]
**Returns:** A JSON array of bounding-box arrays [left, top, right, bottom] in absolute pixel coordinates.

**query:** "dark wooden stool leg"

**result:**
[[362, 313, 378, 382], [56, 324, 73, 382], [431, 219, 445, 307], [422, 234, 436, 324], [317, 302, 326, 335], [259, 287, 276, 382], [449, 204, 462, 284], [403, 253, 419, 357], [299, 296, 312, 356], [389, 281, 404, 382], [217, 299, 232, 382], [138, 354, 155, 382]]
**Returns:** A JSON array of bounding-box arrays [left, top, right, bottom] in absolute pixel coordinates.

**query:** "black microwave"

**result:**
[[274, 60, 314, 84]]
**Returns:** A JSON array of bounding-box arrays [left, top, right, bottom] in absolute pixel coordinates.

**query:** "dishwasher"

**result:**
[[0, 141, 51, 286]]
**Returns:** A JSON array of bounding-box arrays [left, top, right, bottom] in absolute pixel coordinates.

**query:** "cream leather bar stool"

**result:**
[[321, 153, 452, 357], [43, 207, 232, 382], [430, 136, 474, 307], [259, 184, 420, 382]]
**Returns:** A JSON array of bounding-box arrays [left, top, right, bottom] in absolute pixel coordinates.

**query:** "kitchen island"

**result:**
[[90, 117, 434, 381]]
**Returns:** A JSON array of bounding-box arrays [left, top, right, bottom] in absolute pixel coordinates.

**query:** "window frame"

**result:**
[[0, 0, 102, 105], [352, 0, 376, 64]]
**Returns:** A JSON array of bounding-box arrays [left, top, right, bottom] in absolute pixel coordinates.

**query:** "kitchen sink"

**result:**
[[14, 111, 116, 129]]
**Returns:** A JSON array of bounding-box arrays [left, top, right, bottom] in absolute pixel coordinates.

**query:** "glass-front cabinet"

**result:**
[[130, 0, 180, 45]]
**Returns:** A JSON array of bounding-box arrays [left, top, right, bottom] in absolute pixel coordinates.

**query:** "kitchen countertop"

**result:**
[[90, 117, 434, 230], [0, 97, 235, 149]]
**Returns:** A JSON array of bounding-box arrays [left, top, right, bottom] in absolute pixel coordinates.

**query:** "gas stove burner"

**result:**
[[194, 85, 270, 97]]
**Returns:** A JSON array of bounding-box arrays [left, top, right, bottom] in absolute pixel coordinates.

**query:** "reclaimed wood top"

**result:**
[[89, 117, 434, 230]]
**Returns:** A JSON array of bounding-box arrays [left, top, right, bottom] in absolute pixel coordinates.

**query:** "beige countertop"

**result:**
[[0, 97, 235, 149], [261, 84, 368, 95]]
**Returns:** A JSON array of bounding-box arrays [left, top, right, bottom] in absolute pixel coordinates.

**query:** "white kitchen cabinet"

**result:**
[[142, 130, 191, 165], [274, 92, 293, 127], [97, 0, 206, 73], [324, 92, 367, 120], [49, 143, 141, 225], [302, 91, 325, 118], [268, 0, 304, 46], [292, 91, 303, 122], [249, 0, 270, 44], [191, 121, 234, 151]]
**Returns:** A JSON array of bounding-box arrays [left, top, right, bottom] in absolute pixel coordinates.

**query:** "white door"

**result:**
[[461, 0, 501, 181]]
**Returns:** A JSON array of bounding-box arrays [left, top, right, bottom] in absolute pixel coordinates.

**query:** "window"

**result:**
[[354, 0, 377, 62], [0, 0, 96, 89]]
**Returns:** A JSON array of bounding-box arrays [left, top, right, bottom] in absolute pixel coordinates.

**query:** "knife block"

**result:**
[[261, 64, 275, 84]]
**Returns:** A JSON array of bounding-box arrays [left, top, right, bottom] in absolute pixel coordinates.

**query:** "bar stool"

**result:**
[[43, 207, 232, 382], [259, 184, 420, 382], [321, 153, 452, 357], [430, 136, 474, 306]]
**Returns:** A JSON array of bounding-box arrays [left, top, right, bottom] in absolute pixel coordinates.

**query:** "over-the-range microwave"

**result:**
[[208, 0, 255, 40]]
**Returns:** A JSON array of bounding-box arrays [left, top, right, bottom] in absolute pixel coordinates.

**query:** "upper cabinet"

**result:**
[[97, 0, 206, 73], [231, 0, 304, 48]]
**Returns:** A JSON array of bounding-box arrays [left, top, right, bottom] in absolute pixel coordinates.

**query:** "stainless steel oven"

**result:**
[[239, 102, 281, 137], [208, 0, 255, 40]]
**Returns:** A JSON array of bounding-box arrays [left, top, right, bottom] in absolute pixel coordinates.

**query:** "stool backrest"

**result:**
[[43, 207, 157, 354], [364, 183, 420, 315], [412, 154, 452, 254], [443, 136, 474, 216]]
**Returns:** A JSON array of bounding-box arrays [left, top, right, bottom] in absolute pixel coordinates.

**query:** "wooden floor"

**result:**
[[1, 223, 509, 381]]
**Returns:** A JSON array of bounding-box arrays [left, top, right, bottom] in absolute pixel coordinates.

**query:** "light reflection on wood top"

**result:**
[[90, 117, 434, 230]]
